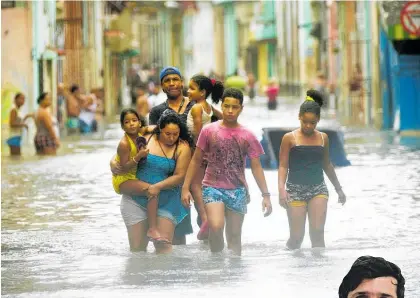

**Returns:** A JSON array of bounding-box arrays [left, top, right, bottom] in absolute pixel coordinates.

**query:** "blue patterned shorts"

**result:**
[[202, 186, 247, 214]]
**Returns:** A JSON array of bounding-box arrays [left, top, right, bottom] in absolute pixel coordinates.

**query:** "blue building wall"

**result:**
[[392, 54, 420, 132], [379, 26, 393, 129], [380, 25, 420, 133]]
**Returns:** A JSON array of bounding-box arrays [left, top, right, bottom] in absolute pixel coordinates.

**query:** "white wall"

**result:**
[[186, 2, 215, 80]]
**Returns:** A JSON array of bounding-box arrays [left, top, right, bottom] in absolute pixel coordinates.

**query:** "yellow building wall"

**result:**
[[258, 43, 268, 91], [1, 7, 33, 125]]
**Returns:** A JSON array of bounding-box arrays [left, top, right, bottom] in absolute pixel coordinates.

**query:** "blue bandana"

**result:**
[[159, 66, 182, 82]]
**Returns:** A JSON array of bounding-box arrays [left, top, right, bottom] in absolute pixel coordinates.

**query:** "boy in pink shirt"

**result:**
[[182, 88, 272, 255]]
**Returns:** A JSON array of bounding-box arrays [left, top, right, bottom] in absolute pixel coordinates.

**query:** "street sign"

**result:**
[[400, 1, 420, 36]]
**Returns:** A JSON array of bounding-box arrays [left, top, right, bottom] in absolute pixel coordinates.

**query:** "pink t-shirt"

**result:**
[[196, 121, 264, 189]]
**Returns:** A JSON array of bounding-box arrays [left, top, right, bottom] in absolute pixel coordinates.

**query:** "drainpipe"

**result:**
[[31, 1, 40, 111]]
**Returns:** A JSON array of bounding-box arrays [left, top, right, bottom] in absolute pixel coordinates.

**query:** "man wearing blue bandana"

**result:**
[[149, 66, 195, 244], [149, 67, 195, 126]]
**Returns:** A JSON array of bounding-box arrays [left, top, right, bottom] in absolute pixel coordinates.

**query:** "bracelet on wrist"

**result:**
[[262, 192, 271, 197]]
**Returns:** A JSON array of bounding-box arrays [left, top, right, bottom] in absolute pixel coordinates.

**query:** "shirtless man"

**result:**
[[135, 85, 150, 124], [58, 83, 80, 134]]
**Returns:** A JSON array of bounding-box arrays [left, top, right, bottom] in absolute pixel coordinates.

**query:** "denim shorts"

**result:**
[[202, 186, 247, 215]]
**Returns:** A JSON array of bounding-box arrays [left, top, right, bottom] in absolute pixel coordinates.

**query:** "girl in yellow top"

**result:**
[[112, 108, 162, 241]]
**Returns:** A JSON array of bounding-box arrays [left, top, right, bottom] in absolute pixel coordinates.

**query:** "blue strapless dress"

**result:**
[[132, 154, 188, 225]]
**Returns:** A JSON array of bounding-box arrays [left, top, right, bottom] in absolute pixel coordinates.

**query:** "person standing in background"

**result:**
[[34, 92, 60, 155], [7, 93, 33, 156]]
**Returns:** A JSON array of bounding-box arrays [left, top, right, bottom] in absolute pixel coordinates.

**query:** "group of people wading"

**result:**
[[110, 66, 347, 255]]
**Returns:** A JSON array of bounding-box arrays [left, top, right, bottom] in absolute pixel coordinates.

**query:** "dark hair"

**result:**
[[153, 110, 193, 148], [339, 256, 405, 298], [191, 74, 224, 104], [221, 87, 244, 105], [120, 108, 145, 127], [299, 89, 324, 117], [14, 92, 24, 100], [70, 84, 79, 94], [37, 92, 49, 104]]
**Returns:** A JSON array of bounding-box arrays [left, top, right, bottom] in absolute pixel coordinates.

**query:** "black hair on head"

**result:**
[[70, 84, 79, 94], [191, 74, 224, 104], [299, 89, 324, 117], [120, 108, 142, 127], [338, 256, 405, 298], [153, 109, 194, 148], [221, 87, 244, 105], [37, 92, 49, 104], [14, 92, 23, 100]]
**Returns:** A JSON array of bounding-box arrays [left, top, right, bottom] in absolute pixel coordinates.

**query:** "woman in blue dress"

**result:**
[[112, 110, 193, 253]]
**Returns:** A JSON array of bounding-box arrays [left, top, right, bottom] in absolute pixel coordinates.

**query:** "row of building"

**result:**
[[2, 1, 420, 135]]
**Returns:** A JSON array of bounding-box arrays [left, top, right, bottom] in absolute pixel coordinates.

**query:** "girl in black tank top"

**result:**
[[278, 90, 346, 250]]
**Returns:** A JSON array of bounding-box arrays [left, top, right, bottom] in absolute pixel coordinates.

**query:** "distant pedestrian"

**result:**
[[265, 78, 279, 110], [7, 93, 33, 156], [34, 92, 60, 155], [246, 73, 257, 102], [135, 85, 150, 124], [278, 89, 346, 249]]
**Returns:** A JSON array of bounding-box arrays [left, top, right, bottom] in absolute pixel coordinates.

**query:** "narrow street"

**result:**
[[2, 98, 420, 297]]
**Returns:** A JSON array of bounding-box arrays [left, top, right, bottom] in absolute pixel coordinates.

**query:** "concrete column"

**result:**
[[31, 1, 41, 111], [370, 2, 382, 129], [224, 3, 238, 76]]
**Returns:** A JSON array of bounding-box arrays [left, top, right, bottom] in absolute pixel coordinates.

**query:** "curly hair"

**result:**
[[299, 89, 324, 118], [221, 87, 244, 105], [339, 256, 405, 298], [153, 109, 194, 148]]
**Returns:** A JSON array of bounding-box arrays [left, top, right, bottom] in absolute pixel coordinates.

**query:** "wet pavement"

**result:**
[[2, 98, 420, 297]]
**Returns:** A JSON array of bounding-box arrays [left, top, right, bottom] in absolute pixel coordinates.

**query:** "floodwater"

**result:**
[[2, 99, 420, 297]]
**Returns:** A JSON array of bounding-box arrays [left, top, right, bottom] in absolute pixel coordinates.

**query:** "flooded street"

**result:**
[[2, 100, 420, 298]]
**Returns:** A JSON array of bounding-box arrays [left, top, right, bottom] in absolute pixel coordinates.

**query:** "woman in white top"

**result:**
[[7, 93, 34, 156], [186, 74, 224, 240]]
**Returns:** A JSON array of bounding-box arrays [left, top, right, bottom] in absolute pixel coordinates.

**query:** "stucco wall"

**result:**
[[1, 6, 33, 116], [1, 6, 34, 138]]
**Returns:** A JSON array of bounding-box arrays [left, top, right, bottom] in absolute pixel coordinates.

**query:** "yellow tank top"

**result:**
[[115, 133, 141, 178]]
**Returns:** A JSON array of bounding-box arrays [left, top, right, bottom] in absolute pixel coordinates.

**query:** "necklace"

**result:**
[[177, 97, 185, 113], [157, 138, 176, 175], [157, 139, 170, 159]]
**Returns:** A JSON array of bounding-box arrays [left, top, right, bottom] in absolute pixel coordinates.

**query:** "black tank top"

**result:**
[[287, 131, 325, 185]]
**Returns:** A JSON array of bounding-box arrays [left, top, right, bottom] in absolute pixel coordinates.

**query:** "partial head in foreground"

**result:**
[[339, 256, 405, 298]]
